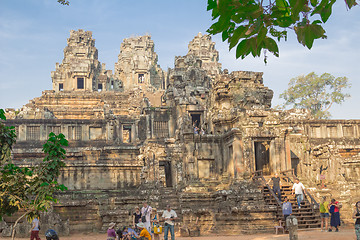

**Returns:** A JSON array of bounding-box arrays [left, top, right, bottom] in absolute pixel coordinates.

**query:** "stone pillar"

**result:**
[[131, 123, 136, 143], [338, 124, 343, 138], [226, 141, 235, 178], [285, 137, 291, 171], [40, 124, 46, 141], [279, 137, 287, 172], [83, 125, 89, 141], [320, 124, 326, 138], [119, 123, 123, 143], [168, 110, 175, 138], [194, 143, 199, 179], [270, 139, 276, 173], [150, 112, 154, 138], [19, 124, 26, 141], [135, 120, 139, 142], [146, 115, 151, 139], [233, 136, 243, 178]]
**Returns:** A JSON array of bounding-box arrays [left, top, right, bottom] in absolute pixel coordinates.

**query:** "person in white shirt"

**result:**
[[292, 178, 305, 208], [29, 215, 40, 240], [161, 205, 177, 240], [141, 201, 153, 233]]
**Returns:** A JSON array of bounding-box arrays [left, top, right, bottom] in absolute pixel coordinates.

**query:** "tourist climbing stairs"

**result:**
[[253, 170, 321, 229]]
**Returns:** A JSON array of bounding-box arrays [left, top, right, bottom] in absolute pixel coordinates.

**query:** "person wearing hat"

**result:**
[[107, 222, 117, 240], [135, 222, 151, 240]]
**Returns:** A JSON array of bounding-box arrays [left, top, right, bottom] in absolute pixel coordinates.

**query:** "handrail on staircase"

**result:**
[[280, 169, 319, 209], [252, 170, 282, 207]]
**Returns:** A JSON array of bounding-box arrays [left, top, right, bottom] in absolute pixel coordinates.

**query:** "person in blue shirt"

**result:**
[[123, 226, 139, 240], [282, 196, 292, 221]]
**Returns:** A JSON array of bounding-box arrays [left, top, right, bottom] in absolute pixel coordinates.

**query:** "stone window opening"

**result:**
[[26, 126, 40, 140], [77, 77, 84, 89], [111, 81, 114, 89], [59, 83, 63, 91], [98, 83, 102, 92], [327, 126, 338, 138], [343, 126, 354, 137], [191, 113, 201, 131], [47, 126, 61, 136], [68, 126, 82, 140], [138, 74, 145, 83], [153, 121, 169, 138]]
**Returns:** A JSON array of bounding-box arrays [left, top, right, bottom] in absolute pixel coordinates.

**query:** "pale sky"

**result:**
[[0, 0, 359, 119]]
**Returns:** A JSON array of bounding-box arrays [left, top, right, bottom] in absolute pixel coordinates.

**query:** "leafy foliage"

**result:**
[[0, 110, 17, 165], [207, 0, 358, 62], [57, 0, 70, 5], [279, 72, 351, 119], [0, 110, 68, 227]]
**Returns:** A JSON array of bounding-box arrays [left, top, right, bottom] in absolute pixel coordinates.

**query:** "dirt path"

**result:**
[[0, 227, 356, 240]]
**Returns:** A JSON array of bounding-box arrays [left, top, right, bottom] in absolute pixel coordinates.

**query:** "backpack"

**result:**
[[329, 205, 335, 213]]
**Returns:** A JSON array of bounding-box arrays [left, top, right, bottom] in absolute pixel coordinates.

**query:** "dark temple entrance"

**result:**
[[159, 161, 172, 187], [291, 151, 300, 177], [254, 141, 271, 175]]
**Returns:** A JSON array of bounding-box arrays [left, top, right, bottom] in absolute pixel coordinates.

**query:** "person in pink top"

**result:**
[[107, 222, 117, 240]]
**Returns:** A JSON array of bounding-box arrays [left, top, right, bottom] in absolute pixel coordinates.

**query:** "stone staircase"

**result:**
[[261, 174, 321, 229]]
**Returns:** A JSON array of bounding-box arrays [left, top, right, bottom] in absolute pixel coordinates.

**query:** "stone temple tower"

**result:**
[[114, 35, 165, 90], [186, 32, 222, 77], [51, 29, 102, 92]]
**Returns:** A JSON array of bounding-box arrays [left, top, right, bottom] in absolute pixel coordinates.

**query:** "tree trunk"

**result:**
[[11, 211, 31, 240]]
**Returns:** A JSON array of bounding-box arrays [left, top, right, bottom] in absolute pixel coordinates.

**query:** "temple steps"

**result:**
[[261, 181, 321, 229]]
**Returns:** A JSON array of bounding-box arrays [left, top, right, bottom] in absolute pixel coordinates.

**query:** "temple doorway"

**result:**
[[291, 151, 300, 176], [254, 141, 271, 175], [159, 161, 172, 187]]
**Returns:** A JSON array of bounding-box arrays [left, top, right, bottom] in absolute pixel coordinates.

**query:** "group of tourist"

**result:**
[[319, 196, 339, 232], [268, 173, 360, 239], [193, 121, 206, 135], [319, 196, 359, 238], [107, 202, 177, 240], [28, 175, 360, 240]]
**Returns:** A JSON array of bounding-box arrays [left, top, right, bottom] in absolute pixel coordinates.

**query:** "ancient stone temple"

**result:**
[[2, 29, 360, 236]]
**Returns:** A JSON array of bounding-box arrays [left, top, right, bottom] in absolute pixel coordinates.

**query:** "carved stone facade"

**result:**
[[115, 35, 165, 90], [3, 29, 360, 235], [51, 29, 122, 93]]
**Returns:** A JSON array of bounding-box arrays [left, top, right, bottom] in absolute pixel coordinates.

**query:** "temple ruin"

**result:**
[[2, 29, 360, 236]]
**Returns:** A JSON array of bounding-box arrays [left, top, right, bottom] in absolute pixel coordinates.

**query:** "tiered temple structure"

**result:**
[[2, 30, 360, 237]]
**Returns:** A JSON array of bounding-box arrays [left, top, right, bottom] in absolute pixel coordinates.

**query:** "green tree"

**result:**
[[57, 0, 69, 5], [279, 72, 351, 119], [0, 110, 68, 240], [207, 0, 358, 62]]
